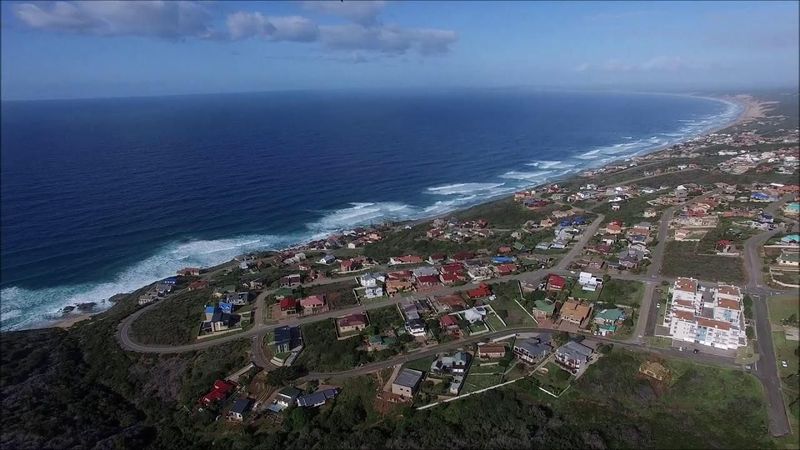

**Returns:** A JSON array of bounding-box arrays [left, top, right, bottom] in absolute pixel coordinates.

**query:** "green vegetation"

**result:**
[[462, 373, 504, 393], [455, 197, 558, 228], [598, 279, 645, 307], [662, 241, 744, 282], [130, 288, 215, 345], [299, 280, 358, 309], [592, 194, 661, 226], [767, 295, 800, 428], [489, 281, 536, 326], [533, 349, 774, 449], [532, 362, 573, 394], [403, 356, 437, 373]]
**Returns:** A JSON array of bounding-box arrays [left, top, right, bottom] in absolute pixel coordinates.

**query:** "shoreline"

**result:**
[[23, 93, 755, 331]]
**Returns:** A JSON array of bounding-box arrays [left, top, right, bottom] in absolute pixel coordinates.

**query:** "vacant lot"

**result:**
[[662, 241, 744, 282], [130, 288, 213, 345], [598, 279, 645, 307], [490, 281, 536, 326], [533, 349, 774, 449], [463, 372, 504, 393], [532, 362, 572, 395]]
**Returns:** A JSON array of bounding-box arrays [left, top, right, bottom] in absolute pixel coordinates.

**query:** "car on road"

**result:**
[[781, 360, 789, 368]]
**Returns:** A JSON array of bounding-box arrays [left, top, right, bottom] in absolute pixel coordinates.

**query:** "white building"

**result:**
[[578, 272, 603, 292], [665, 278, 746, 350]]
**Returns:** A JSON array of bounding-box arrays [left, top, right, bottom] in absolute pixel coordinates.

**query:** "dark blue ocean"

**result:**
[[0, 90, 738, 329]]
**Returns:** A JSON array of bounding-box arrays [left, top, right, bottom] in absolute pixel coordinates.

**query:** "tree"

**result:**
[[553, 331, 570, 346], [266, 366, 307, 386]]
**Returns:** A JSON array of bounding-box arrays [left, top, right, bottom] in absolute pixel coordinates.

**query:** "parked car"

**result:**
[[781, 360, 789, 368]]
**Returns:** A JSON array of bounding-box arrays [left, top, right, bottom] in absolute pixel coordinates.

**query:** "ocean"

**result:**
[[0, 89, 739, 330]]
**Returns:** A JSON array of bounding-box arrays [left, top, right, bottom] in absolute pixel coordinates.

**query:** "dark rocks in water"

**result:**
[[76, 302, 96, 311], [61, 305, 76, 314]]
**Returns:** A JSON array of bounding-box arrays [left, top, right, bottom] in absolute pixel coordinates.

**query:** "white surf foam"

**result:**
[[425, 183, 505, 196]]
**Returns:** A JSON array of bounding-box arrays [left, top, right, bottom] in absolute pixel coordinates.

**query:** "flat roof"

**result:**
[[394, 368, 423, 388]]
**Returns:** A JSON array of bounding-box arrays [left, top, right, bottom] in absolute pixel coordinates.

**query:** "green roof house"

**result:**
[[532, 299, 556, 320]]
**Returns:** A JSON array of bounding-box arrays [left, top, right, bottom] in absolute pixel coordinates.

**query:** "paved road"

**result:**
[[743, 221, 792, 437], [303, 325, 739, 381]]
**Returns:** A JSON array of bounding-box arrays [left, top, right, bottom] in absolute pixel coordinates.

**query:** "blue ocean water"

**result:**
[[0, 90, 738, 329]]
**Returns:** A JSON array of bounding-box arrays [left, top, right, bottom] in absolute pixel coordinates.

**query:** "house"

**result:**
[[364, 286, 384, 298], [546, 274, 567, 292], [223, 291, 249, 306], [386, 279, 414, 295], [297, 388, 339, 407], [605, 222, 623, 235], [555, 341, 594, 372], [513, 335, 551, 363], [389, 255, 423, 265], [279, 297, 299, 317], [492, 255, 515, 264], [274, 326, 302, 353], [496, 263, 518, 275], [359, 272, 386, 287], [439, 314, 460, 331], [463, 307, 488, 324], [275, 387, 302, 409], [593, 308, 626, 336], [467, 283, 492, 299], [477, 343, 507, 359], [639, 361, 670, 382], [778, 250, 799, 267], [299, 295, 326, 314], [318, 254, 336, 265], [405, 318, 427, 336], [578, 272, 603, 292], [178, 267, 201, 276], [189, 280, 209, 291], [643, 208, 657, 218], [428, 253, 448, 264], [532, 299, 556, 321], [199, 379, 236, 406], [439, 272, 463, 285], [452, 251, 476, 261], [430, 351, 471, 375], [416, 274, 441, 287], [559, 300, 593, 327], [228, 398, 252, 422], [202, 305, 234, 333], [366, 335, 397, 351], [280, 274, 302, 288], [392, 368, 423, 398], [337, 313, 369, 335], [340, 258, 362, 273], [435, 294, 468, 312]]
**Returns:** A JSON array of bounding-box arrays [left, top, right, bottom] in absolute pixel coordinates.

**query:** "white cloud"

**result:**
[[302, 1, 386, 25], [320, 24, 457, 55], [13, 1, 216, 39], [12, 0, 457, 58], [227, 12, 319, 42]]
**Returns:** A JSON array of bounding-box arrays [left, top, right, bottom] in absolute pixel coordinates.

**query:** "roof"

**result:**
[[560, 300, 592, 321], [533, 299, 555, 314], [279, 297, 297, 309], [595, 308, 625, 322], [478, 344, 507, 355], [780, 251, 800, 262], [338, 313, 368, 328], [230, 398, 251, 414], [394, 368, 423, 388], [557, 341, 594, 359], [716, 285, 741, 297], [416, 275, 440, 284], [278, 387, 302, 399], [300, 295, 325, 308], [515, 338, 550, 356], [674, 277, 698, 293], [440, 314, 459, 327], [547, 274, 566, 288], [297, 388, 338, 407]]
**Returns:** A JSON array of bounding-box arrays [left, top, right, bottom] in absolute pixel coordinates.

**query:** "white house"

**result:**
[[578, 272, 603, 292], [318, 254, 336, 265]]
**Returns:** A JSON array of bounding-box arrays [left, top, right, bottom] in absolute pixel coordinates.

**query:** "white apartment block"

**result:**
[[664, 278, 746, 350]]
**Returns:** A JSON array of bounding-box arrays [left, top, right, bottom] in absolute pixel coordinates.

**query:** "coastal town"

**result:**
[[105, 96, 799, 443]]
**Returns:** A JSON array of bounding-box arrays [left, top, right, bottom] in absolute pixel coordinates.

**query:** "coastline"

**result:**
[[21, 93, 754, 331]]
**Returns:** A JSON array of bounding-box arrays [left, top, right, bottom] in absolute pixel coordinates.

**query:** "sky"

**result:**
[[1, 1, 798, 100]]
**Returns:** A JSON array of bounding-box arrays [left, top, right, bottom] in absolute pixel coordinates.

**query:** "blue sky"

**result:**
[[1, 1, 798, 100]]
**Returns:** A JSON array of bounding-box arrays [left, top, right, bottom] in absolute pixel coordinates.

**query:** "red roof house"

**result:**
[[496, 263, 517, 275], [189, 280, 209, 291], [439, 314, 459, 329], [416, 275, 440, 287], [200, 379, 236, 406], [546, 274, 567, 292], [467, 283, 492, 299]]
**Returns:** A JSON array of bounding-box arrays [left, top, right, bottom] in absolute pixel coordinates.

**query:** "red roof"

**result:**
[[388, 270, 413, 280], [440, 272, 462, 283], [440, 314, 459, 328], [200, 379, 236, 405], [467, 283, 492, 298], [189, 280, 209, 290], [300, 295, 325, 308], [496, 263, 517, 274], [547, 274, 566, 289], [279, 297, 297, 310], [416, 275, 440, 285], [440, 263, 465, 274], [453, 251, 475, 261], [338, 313, 368, 328]]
